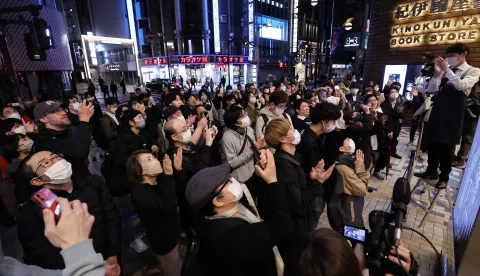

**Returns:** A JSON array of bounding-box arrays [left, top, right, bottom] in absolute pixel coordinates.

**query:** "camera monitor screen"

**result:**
[[344, 225, 366, 242]]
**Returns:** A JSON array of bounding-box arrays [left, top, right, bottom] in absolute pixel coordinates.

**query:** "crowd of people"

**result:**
[[2, 42, 478, 276]]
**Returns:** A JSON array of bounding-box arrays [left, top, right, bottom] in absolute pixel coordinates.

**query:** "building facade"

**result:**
[[364, 0, 480, 94], [0, 0, 74, 102]]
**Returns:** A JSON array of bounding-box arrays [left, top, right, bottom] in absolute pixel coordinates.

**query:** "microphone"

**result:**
[[392, 177, 411, 247]]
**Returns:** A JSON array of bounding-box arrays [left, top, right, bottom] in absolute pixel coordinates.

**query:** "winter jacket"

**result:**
[[274, 150, 317, 236], [100, 113, 119, 142], [221, 127, 256, 183], [327, 155, 369, 232], [255, 107, 292, 139], [32, 122, 92, 176], [17, 175, 120, 269], [197, 182, 290, 276], [104, 128, 153, 196], [292, 115, 311, 134], [130, 173, 181, 255], [344, 114, 374, 168]]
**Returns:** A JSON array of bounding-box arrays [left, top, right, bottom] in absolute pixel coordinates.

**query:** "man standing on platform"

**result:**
[[415, 43, 480, 189]]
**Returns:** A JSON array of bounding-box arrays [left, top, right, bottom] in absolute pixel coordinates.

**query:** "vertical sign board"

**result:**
[[212, 0, 220, 53], [248, 0, 254, 61], [292, 0, 298, 53]]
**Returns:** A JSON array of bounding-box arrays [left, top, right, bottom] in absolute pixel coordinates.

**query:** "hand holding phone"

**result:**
[[32, 188, 62, 220]]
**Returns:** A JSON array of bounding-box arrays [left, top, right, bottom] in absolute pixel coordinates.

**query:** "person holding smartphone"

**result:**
[[15, 151, 121, 273]]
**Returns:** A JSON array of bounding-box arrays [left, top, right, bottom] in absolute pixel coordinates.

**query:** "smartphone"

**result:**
[[11, 102, 20, 107], [341, 224, 366, 244], [31, 188, 61, 220], [250, 144, 264, 170]]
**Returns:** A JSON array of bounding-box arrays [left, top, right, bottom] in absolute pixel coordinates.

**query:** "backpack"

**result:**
[[93, 115, 116, 151], [260, 113, 289, 134]]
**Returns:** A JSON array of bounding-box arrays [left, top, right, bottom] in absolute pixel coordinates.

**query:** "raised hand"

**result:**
[[78, 100, 94, 122], [173, 147, 183, 171], [196, 117, 208, 129], [151, 145, 159, 153], [22, 118, 35, 133], [255, 136, 265, 149], [309, 159, 325, 180], [255, 150, 277, 184], [163, 154, 173, 175], [204, 127, 215, 146], [354, 150, 364, 167], [43, 198, 95, 249], [187, 114, 197, 127]]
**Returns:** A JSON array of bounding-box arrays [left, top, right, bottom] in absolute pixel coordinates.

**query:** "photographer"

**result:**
[[284, 228, 418, 276]]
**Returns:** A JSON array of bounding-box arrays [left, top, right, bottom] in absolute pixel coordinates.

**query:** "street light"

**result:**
[[311, 0, 318, 6], [226, 33, 234, 86]]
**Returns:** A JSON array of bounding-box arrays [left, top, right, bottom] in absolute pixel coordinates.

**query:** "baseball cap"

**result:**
[[33, 101, 62, 120]]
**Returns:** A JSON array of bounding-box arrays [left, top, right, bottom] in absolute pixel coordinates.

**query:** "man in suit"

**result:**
[[380, 87, 404, 159]]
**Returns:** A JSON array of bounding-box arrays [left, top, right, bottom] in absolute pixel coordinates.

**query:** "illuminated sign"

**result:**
[[344, 33, 360, 49], [45, 27, 55, 49], [212, 0, 220, 53], [391, 0, 480, 48], [260, 26, 283, 41], [140, 57, 168, 66], [248, 0, 254, 61], [332, 64, 346, 69], [383, 65, 407, 94], [292, 0, 299, 52], [107, 63, 128, 71], [169, 55, 249, 64]]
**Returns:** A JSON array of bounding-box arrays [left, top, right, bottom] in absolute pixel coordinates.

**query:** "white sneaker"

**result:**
[[130, 236, 148, 253]]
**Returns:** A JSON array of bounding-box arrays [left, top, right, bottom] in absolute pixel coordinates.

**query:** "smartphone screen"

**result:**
[[344, 225, 366, 242], [31, 188, 61, 219]]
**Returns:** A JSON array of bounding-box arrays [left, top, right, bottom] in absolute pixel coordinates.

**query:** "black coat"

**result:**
[[274, 150, 316, 236], [381, 101, 404, 136], [105, 128, 153, 196], [17, 175, 120, 269], [344, 114, 374, 168], [130, 173, 181, 255], [197, 182, 290, 276], [32, 122, 92, 176], [292, 115, 311, 134]]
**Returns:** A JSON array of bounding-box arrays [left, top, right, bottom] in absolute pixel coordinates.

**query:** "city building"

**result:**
[[0, 0, 74, 102], [364, 0, 480, 96]]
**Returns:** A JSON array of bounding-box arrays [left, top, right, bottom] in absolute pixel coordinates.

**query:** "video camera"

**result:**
[[341, 178, 415, 276], [421, 52, 435, 78]]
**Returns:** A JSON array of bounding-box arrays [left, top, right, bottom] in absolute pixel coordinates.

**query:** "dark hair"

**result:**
[[289, 93, 299, 104], [305, 91, 314, 101], [223, 94, 236, 110], [391, 82, 402, 89], [294, 99, 308, 111], [1, 118, 23, 135], [198, 90, 210, 101], [0, 134, 25, 161], [135, 87, 142, 93], [15, 153, 40, 204], [126, 149, 151, 182], [226, 84, 232, 90], [185, 94, 197, 102], [224, 105, 243, 130], [269, 91, 288, 106], [389, 87, 399, 93], [0, 106, 16, 117], [310, 102, 341, 124], [284, 228, 363, 276], [193, 104, 204, 116], [446, 43, 470, 55], [105, 97, 120, 106], [364, 94, 377, 104], [67, 95, 76, 102], [165, 92, 182, 107], [115, 104, 127, 121], [246, 83, 255, 90]]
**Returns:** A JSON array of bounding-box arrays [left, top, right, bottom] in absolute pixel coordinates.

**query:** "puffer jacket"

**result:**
[[17, 174, 120, 269]]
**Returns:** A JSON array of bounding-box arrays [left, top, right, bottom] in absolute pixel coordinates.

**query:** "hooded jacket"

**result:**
[[255, 107, 292, 139]]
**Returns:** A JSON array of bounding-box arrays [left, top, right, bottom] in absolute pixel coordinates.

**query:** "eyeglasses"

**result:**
[[213, 179, 232, 198], [34, 154, 64, 175]]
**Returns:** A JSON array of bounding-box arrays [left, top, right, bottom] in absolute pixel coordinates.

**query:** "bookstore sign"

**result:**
[[390, 0, 480, 48]]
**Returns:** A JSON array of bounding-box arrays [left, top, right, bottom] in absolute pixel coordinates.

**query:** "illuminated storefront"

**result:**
[[139, 55, 249, 86], [364, 0, 480, 93]]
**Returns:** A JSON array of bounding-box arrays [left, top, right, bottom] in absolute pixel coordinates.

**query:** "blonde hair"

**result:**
[[265, 118, 291, 149]]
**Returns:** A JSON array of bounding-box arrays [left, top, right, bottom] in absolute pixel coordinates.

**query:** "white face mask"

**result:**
[[240, 115, 251, 128], [181, 130, 192, 144], [447, 56, 458, 67], [19, 139, 34, 151], [71, 102, 80, 111], [39, 159, 73, 185], [7, 113, 21, 120], [13, 126, 27, 135], [351, 89, 359, 95], [324, 122, 336, 133], [178, 116, 186, 122], [249, 97, 256, 104], [142, 158, 162, 176], [109, 107, 117, 114], [222, 178, 244, 204], [390, 93, 399, 100], [276, 107, 285, 116], [346, 138, 356, 154], [374, 87, 380, 92], [288, 129, 301, 145]]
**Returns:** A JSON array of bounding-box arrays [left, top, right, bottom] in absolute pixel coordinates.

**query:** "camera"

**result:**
[[201, 111, 209, 118], [421, 52, 435, 77]]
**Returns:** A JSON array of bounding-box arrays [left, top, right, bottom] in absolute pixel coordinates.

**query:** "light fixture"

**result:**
[[311, 0, 318, 6], [342, 17, 354, 30]]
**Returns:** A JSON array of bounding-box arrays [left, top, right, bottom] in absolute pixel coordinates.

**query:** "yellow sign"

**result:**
[[390, 0, 480, 47]]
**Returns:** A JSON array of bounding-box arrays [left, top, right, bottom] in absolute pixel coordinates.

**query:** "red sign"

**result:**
[[179, 55, 210, 64], [146, 31, 154, 39], [143, 58, 158, 65]]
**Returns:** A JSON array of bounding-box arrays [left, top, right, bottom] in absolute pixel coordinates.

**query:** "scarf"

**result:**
[[206, 184, 284, 276]]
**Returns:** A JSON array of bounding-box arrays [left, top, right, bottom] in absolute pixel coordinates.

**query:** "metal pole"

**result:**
[[227, 40, 230, 86], [164, 37, 171, 80]]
